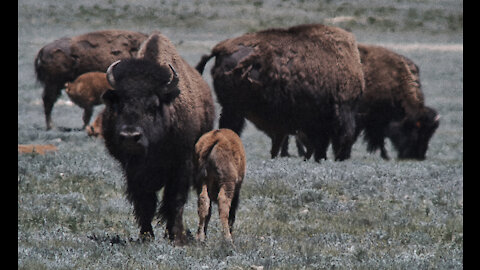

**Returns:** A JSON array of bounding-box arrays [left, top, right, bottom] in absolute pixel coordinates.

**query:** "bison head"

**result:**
[[387, 106, 440, 160], [101, 58, 180, 156]]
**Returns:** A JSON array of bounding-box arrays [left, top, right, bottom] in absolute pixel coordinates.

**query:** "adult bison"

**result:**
[[34, 29, 148, 130], [101, 31, 215, 245], [196, 24, 364, 161], [355, 43, 439, 160], [282, 43, 440, 160]]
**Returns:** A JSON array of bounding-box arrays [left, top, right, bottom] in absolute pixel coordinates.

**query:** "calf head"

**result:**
[[101, 58, 180, 156], [387, 106, 440, 160]]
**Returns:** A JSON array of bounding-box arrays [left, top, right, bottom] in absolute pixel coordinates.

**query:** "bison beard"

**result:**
[[101, 32, 215, 245]]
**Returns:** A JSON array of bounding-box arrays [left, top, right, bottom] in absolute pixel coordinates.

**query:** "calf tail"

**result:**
[[194, 139, 220, 188], [195, 53, 215, 75]]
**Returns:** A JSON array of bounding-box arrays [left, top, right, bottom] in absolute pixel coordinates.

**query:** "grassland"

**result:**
[[19, 0, 462, 269]]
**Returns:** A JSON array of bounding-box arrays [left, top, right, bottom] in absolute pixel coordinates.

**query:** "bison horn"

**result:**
[[165, 63, 179, 92], [434, 114, 441, 122], [106, 60, 121, 88]]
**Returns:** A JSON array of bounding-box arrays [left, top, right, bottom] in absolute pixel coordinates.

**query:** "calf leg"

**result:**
[[228, 188, 241, 234], [196, 184, 210, 242], [218, 186, 233, 242], [82, 106, 94, 129]]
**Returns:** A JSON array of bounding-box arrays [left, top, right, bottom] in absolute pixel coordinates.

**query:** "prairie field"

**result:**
[[18, 0, 463, 269]]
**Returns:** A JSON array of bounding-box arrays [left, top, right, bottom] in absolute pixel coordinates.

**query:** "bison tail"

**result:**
[[34, 49, 46, 84], [195, 53, 215, 75]]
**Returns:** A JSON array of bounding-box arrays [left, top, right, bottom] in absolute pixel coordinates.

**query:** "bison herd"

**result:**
[[33, 24, 439, 244]]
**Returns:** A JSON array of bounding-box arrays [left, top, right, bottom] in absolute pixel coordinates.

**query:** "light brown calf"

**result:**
[[65, 72, 110, 129], [194, 129, 246, 242]]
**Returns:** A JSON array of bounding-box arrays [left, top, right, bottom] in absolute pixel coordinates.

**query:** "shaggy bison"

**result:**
[[282, 44, 440, 160], [34, 29, 148, 130], [356, 44, 439, 160], [196, 24, 364, 162], [194, 129, 246, 243], [65, 72, 109, 129], [101, 31, 215, 245]]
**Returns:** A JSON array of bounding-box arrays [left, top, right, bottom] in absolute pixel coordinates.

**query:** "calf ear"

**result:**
[[101, 89, 118, 106]]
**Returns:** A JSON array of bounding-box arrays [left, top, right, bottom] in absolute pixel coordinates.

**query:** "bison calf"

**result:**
[[86, 109, 104, 138], [65, 72, 109, 129], [194, 129, 246, 243], [34, 30, 148, 130]]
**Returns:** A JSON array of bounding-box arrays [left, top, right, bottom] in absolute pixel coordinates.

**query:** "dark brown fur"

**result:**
[[194, 129, 246, 242], [34, 30, 148, 130], [101, 31, 215, 245], [65, 72, 110, 128], [283, 43, 439, 160], [197, 24, 364, 161]]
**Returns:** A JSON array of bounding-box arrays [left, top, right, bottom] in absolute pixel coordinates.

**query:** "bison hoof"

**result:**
[[139, 231, 155, 242]]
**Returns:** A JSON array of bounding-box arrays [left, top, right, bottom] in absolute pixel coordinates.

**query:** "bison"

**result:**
[[194, 129, 246, 243], [64, 72, 110, 129], [101, 31, 215, 245], [196, 24, 364, 162], [34, 29, 148, 130], [282, 43, 440, 160]]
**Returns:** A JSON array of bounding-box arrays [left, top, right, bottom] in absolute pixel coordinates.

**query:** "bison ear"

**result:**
[[101, 89, 118, 106]]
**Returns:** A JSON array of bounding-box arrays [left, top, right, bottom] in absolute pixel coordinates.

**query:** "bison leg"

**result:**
[[219, 109, 246, 136], [82, 106, 94, 129], [196, 184, 210, 242], [331, 104, 356, 161], [42, 83, 63, 130], [161, 176, 189, 245], [280, 135, 290, 157], [270, 133, 287, 159], [218, 186, 233, 242], [130, 191, 157, 240]]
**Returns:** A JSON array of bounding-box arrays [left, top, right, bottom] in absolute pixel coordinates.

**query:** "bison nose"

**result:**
[[119, 126, 143, 143]]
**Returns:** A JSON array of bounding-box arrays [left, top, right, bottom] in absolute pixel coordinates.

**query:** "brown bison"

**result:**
[[194, 129, 246, 243], [101, 31, 215, 245], [282, 43, 440, 160], [34, 29, 148, 130], [65, 72, 110, 129], [196, 24, 365, 162], [86, 109, 104, 138]]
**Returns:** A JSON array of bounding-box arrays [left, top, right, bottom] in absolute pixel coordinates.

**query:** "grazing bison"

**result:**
[[65, 72, 109, 129], [196, 24, 364, 162], [86, 109, 104, 138], [101, 31, 215, 245], [34, 29, 148, 130], [194, 129, 246, 243], [282, 43, 440, 160]]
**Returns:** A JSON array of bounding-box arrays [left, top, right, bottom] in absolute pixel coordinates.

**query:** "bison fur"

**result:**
[[101, 31, 215, 245], [34, 29, 148, 130], [64, 72, 110, 129], [194, 129, 246, 243], [196, 24, 365, 162]]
